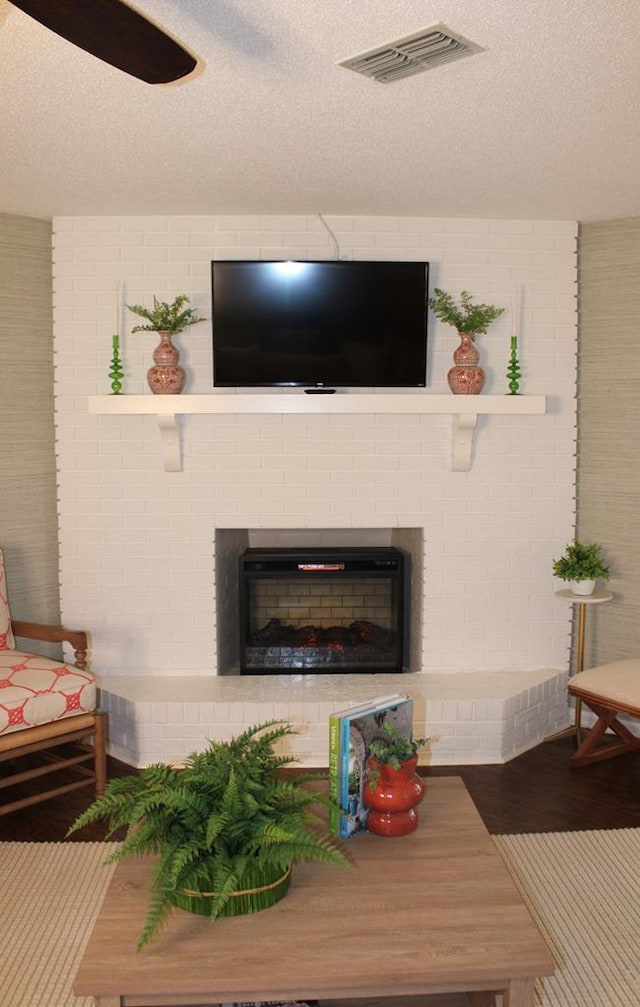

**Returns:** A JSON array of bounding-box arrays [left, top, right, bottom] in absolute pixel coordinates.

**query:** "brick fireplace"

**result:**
[[51, 213, 579, 767]]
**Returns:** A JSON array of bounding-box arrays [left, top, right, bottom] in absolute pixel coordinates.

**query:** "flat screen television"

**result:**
[[211, 259, 429, 388]]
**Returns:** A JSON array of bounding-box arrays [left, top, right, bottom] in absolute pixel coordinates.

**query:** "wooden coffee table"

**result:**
[[74, 777, 553, 1007]]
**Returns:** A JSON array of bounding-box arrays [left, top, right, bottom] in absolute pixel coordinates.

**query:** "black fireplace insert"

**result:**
[[239, 547, 407, 675]]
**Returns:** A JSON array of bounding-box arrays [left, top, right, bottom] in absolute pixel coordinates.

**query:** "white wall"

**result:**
[[52, 215, 578, 680]]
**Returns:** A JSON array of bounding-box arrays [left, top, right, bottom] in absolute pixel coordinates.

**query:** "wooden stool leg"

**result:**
[[571, 701, 640, 767]]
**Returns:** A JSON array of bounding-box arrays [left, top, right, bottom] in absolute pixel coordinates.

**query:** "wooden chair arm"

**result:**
[[10, 620, 89, 670]]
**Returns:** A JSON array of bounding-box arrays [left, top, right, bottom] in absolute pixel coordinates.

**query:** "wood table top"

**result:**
[[74, 776, 554, 1003]]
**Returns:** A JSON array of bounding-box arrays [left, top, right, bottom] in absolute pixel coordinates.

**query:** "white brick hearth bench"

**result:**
[[98, 668, 569, 768]]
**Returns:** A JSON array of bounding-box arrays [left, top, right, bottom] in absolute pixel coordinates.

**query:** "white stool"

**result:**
[[568, 658, 640, 767]]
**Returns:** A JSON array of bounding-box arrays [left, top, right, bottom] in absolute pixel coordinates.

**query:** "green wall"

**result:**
[[0, 213, 60, 635], [577, 217, 640, 667]]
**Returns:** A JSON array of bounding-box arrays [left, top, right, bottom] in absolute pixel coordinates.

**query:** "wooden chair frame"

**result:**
[[0, 620, 106, 815], [568, 684, 640, 767]]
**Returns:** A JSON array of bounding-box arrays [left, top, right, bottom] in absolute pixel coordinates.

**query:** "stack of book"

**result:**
[[328, 693, 413, 838]]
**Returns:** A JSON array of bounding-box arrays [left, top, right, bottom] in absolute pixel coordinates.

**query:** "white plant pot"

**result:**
[[568, 579, 596, 596]]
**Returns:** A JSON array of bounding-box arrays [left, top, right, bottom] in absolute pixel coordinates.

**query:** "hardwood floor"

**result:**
[[431, 735, 640, 833], [1, 735, 639, 840]]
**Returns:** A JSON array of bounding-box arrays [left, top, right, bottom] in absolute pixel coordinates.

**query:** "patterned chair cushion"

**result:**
[[0, 549, 15, 650], [0, 651, 97, 736]]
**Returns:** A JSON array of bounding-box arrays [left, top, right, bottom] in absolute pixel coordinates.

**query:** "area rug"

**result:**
[[494, 830, 640, 1006], [0, 843, 118, 1007], [1, 833, 639, 1007]]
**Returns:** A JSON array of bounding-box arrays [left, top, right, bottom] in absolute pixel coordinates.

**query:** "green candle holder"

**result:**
[[506, 335, 521, 395], [109, 334, 124, 394]]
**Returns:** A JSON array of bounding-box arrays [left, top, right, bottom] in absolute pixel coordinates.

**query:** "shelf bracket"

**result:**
[[452, 413, 478, 472], [157, 414, 181, 472]]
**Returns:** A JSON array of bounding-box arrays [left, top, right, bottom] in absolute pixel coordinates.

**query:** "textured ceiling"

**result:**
[[2, 0, 640, 221]]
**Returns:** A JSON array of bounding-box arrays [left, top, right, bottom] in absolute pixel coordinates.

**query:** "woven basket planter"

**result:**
[[170, 861, 293, 918]]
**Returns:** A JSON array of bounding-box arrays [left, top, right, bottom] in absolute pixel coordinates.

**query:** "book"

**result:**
[[328, 693, 402, 836], [338, 695, 408, 829], [330, 692, 404, 833], [329, 694, 404, 800], [342, 696, 414, 838], [328, 693, 413, 838]]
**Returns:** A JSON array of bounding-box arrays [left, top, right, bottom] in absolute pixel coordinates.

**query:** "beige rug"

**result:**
[[494, 830, 640, 1006], [0, 833, 639, 1006], [0, 843, 118, 1007]]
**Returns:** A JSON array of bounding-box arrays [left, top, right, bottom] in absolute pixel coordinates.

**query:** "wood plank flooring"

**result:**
[[1, 735, 639, 840]]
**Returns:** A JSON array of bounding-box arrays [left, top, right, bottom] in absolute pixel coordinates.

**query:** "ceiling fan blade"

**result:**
[[10, 0, 197, 84]]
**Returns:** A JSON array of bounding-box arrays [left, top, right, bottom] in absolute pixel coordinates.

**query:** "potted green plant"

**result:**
[[127, 294, 205, 334], [69, 721, 348, 949], [362, 722, 427, 837], [552, 540, 610, 596], [428, 288, 505, 334], [126, 294, 206, 395], [428, 288, 505, 395]]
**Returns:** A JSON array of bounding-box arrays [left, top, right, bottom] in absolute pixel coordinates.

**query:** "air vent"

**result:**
[[339, 24, 484, 83]]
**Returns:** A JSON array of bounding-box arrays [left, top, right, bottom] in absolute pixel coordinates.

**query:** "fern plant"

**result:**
[[127, 294, 205, 333], [428, 288, 505, 335], [69, 721, 348, 949]]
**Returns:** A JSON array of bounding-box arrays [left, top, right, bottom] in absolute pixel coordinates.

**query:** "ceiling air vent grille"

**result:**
[[339, 24, 484, 83]]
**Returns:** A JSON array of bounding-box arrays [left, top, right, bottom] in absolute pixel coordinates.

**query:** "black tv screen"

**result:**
[[211, 260, 429, 388]]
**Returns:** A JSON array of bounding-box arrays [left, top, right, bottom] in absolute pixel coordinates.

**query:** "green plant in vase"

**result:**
[[428, 288, 505, 394], [363, 721, 428, 837], [552, 540, 610, 596], [126, 294, 205, 334], [126, 294, 205, 394], [428, 288, 505, 334], [69, 721, 349, 949], [366, 721, 427, 790]]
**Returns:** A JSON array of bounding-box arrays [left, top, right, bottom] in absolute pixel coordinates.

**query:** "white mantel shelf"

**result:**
[[88, 393, 547, 472]]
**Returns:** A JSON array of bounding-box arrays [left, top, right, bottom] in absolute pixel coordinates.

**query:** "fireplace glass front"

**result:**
[[239, 547, 407, 674]]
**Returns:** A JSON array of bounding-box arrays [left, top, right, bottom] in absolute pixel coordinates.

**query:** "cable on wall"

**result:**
[[318, 215, 340, 259]]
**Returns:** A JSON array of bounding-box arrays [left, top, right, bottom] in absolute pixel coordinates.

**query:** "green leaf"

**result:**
[[126, 294, 205, 334], [428, 287, 505, 335]]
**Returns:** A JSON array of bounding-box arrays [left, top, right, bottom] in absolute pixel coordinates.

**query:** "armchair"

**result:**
[[0, 548, 106, 815]]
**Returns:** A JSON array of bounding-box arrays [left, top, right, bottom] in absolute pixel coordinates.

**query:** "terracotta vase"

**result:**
[[447, 331, 485, 394], [147, 330, 186, 394], [363, 754, 425, 837]]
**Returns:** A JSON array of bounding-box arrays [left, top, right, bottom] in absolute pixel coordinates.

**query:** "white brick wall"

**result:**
[[99, 668, 569, 768], [52, 215, 578, 693]]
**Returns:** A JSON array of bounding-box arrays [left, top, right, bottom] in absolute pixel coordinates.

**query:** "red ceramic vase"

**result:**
[[147, 330, 186, 394], [363, 754, 425, 837], [447, 331, 485, 394]]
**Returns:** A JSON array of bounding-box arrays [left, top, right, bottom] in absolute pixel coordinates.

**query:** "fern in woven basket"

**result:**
[[69, 721, 349, 949]]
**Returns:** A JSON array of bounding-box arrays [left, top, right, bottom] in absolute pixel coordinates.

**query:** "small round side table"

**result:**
[[556, 587, 613, 738]]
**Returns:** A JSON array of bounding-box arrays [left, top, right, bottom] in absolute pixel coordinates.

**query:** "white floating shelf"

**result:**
[[88, 393, 547, 473]]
